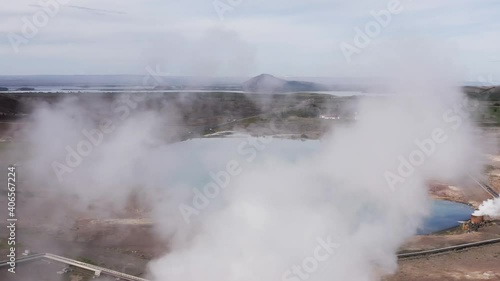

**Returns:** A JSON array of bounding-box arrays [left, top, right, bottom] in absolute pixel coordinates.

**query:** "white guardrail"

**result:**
[[0, 253, 149, 281]]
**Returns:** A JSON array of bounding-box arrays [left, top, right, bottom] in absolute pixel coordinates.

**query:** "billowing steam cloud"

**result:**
[[146, 84, 485, 281], [5, 46, 489, 281], [1, 24, 492, 281], [473, 198, 500, 218]]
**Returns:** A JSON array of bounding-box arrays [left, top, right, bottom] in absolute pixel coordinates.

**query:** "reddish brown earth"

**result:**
[[1, 153, 500, 280]]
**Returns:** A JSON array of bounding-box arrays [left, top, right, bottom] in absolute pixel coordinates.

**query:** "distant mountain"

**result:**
[[0, 74, 370, 93], [242, 74, 329, 93]]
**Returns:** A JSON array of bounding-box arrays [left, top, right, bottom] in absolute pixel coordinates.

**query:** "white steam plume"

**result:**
[[4, 39, 490, 281], [146, 51, 487, 281], [473, 198, 500, 218]]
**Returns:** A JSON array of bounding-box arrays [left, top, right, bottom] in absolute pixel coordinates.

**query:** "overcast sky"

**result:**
[[1, 0, 500, 81]]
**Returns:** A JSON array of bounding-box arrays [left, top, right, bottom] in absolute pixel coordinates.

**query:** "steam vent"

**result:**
[[470, 215, 484, 224]]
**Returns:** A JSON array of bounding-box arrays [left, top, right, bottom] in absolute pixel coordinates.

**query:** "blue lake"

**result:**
[[170, 137, 473, 234], [418, 200, 473, 234]]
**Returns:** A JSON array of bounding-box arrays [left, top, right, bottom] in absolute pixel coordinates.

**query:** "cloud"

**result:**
[[1, 0, 500, 79]]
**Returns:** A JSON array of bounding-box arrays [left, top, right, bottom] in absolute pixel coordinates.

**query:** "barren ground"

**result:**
[[1, 127, 500, 280], [385, 243, 500, 281]]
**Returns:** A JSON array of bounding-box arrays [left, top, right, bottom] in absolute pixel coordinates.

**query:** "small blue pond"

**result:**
[[418, 200, 473, 234], [168, 137, 474, 235]]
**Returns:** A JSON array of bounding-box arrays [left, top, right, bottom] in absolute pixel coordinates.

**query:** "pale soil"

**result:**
[[385, 243, 500, 281]]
